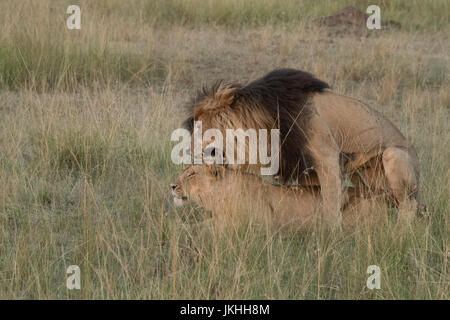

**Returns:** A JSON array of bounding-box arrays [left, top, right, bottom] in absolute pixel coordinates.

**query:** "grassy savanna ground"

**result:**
[[0, 0, 448, 299]]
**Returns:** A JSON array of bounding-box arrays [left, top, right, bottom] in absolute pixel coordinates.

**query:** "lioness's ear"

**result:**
[[214, 165, 226, 178], [206, 164, 226, 178]]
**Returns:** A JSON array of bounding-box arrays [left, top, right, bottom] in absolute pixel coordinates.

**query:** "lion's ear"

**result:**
[[211, 83, 238, 109], [203, 147, 228, 166], [182, 115, 194, 133]]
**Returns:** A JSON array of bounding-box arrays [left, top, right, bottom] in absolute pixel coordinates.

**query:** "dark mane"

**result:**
[[182, 68, 330, 182], [237, 69, 329, 181]]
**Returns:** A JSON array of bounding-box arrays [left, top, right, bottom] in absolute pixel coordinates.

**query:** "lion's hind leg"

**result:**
[[382, 147, 420, 223]]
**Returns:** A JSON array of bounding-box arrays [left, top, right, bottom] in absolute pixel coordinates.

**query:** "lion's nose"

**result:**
[[170, 184, 177, 190]]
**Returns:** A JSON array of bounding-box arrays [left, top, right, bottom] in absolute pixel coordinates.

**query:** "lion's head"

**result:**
[[182, 69, 330, 182]]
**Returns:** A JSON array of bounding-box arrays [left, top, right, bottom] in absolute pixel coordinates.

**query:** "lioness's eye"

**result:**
[[187, 173, 196, 178]]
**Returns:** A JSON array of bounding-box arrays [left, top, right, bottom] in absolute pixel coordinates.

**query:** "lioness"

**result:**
[[182, 69, 420, 226], [170, 165, 388, 231]]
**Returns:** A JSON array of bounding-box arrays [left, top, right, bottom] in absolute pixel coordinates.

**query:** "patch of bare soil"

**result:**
[[314, 6, 401, 37], [316, 6, 368, 28], [314, 6, 372, 37]]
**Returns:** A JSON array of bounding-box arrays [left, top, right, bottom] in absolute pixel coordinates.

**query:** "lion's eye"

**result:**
[[187, 173, 196, 178]]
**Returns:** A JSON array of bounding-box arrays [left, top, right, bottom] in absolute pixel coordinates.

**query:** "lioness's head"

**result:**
[[170, 165, 225, 207]]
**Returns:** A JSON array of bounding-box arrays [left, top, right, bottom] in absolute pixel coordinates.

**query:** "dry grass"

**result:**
[[0, 0, 448, 299]]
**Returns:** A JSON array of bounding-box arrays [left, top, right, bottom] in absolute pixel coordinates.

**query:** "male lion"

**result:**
[[170, 165, 388, 231], [182, 69, 420, 226]]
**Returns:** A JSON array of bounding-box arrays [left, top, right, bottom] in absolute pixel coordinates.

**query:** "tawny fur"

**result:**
[[171, 165, 388, 232], [182, 69, 421, 226]]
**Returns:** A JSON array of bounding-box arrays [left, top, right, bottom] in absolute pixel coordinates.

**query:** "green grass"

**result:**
[[0, 0, 448, 299], [0, 0, 448, 91], [149, 0, 449, 31], [88, 0, 450, 31], [0, 34, 164, 91], [0, 82, 447, 298]]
